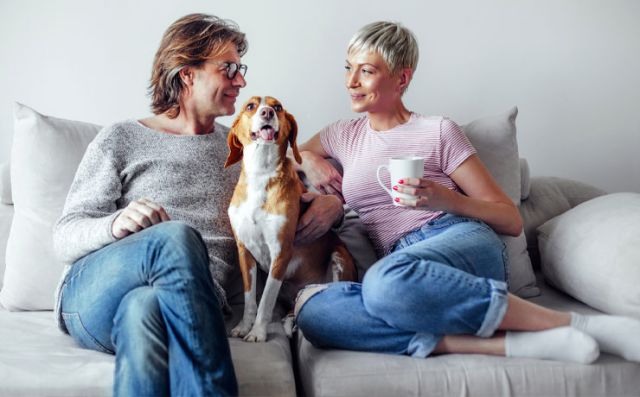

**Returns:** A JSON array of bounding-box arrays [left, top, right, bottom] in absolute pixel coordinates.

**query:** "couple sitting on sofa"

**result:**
[[53, 12, 640, 396]]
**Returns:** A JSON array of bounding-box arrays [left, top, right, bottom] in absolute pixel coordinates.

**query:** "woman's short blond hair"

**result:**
[[348, 21, 419, 76], [149, 13, 247, 118]]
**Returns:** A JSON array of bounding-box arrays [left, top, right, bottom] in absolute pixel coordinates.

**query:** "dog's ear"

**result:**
[[286, 111, 302, 164], [224, 118, 244, 168]]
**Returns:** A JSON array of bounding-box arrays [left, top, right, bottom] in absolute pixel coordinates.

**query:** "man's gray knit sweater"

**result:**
[[53, 120, 239, 328]]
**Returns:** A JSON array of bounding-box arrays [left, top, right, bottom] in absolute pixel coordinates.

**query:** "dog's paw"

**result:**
[[244, 325, 268, 342], [230, 320, 253, 338]]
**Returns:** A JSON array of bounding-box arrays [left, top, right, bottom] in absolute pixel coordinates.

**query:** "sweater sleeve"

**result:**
[[53, 131, 122, 264]]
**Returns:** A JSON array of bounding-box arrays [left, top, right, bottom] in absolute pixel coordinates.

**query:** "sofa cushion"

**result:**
[[337, 208, 379, 281], [462, 107, 538, 297], [462, 107, 521, 204], [296, 277, 640, 397], [519, 176, 607, 269], [538, 193, 640, 318], [0, 307, 296, 396], [0, 104, 101, 310]]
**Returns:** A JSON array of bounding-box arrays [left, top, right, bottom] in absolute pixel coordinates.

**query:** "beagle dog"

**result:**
[[224, 96, 356, 342]]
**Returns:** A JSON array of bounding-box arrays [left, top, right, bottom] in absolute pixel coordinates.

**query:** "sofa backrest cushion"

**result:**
[[462, 107, 521, 205], [0, 103, 101, 310], [461, 107, 538, 297], [519, 176, 607, 269]]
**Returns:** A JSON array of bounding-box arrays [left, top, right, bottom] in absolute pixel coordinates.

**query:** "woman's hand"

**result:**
[[393, 177, 458, 212], [112, 198, 171, 239], [393, 155, 523, 236], [300, 151, 343, 199], [295, 192, 344, 244]]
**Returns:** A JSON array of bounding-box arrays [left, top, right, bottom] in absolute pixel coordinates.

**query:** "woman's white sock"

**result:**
[[505, 327, 599, 364], [571, 312, 640, 362]]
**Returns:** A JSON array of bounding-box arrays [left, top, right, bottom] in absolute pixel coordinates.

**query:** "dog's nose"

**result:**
[[260, 107, 274, 121]]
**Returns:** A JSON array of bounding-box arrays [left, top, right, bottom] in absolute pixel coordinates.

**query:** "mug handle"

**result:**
[[376, 165, 393, 197]]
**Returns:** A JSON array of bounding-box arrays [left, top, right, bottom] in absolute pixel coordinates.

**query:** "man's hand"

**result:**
[[300, 152, 343, 199], [295, 192, 344, 244], [112, 198, 170, 239]]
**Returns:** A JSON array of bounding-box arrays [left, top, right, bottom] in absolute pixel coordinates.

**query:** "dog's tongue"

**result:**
[[259, 127, 274, 141]]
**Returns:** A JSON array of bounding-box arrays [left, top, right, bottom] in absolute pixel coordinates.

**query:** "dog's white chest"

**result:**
[[229, 144, 287, 271]]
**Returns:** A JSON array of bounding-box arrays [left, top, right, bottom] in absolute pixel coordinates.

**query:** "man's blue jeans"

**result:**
[[60, 221, 238, 396], [296, 214, 509, 358]]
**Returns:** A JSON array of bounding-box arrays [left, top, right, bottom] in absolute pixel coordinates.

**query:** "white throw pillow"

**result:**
[[0, 103, 101, 310], [538, 193, 640, 318], [462, 107, 539, 298]]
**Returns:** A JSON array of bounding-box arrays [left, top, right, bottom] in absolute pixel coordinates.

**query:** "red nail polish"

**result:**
[[392, 186, 398, 191], [398, 179, 405, 184], [394, 197, 400, 202]]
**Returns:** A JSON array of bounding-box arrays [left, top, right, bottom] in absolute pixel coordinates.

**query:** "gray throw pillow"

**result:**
[[462, 107, 539, 298]]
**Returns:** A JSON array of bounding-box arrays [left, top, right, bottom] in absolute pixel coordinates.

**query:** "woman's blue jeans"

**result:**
[[296, 214, 509, 358], [60, 221, 238, 396]]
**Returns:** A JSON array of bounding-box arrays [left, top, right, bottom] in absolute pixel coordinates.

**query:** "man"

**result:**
[[54, 14, 247, 396]]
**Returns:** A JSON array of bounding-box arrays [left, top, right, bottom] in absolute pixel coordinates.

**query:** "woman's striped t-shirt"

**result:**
[[320, 113, 476, 256]]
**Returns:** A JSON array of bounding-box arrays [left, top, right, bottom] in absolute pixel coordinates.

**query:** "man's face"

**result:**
[[191, 46, 247, 118]]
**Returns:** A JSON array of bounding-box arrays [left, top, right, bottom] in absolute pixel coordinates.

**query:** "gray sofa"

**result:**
[[2, 104, 639, 396], [1, 172, 640, 396]]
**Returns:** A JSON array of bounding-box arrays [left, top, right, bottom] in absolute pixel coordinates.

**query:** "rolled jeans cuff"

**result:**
[[475, 279, 508, 338], [407, 333, 441, 358], [294, 284, 328, 318]]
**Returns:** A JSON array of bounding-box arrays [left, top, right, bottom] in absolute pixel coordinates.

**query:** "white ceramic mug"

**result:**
[[376, 156, 425, 206]]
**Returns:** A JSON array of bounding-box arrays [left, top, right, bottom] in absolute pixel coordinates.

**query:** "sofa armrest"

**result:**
[[519, 176, 607, 269]]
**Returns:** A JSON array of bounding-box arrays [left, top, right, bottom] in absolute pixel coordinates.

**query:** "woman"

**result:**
[[294, 21, 640, 363], [53, 14, 248, 396]]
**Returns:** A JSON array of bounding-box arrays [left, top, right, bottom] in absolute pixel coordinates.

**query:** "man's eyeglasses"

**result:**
[[222, 62, 248, 80]]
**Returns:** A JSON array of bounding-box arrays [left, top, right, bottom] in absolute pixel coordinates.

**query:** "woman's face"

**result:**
[[345, 50, 401, 114]]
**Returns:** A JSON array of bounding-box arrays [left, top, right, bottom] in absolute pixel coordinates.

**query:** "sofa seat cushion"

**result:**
[[0, 307, 295, 397], [0, 309, 113, 396], [296, 278, 640, 397]]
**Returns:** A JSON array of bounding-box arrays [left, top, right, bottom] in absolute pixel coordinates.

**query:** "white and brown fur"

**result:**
[[224, 96, 357, 342]]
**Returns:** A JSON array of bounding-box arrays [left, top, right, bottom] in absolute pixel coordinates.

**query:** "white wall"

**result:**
[[1, 0, 638, 192]]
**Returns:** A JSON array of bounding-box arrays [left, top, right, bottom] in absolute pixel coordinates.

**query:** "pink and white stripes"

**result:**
[[320, 113, 476, 255]]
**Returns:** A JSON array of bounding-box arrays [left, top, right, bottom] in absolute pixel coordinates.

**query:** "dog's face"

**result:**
[[225, 96, 301, 167]]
